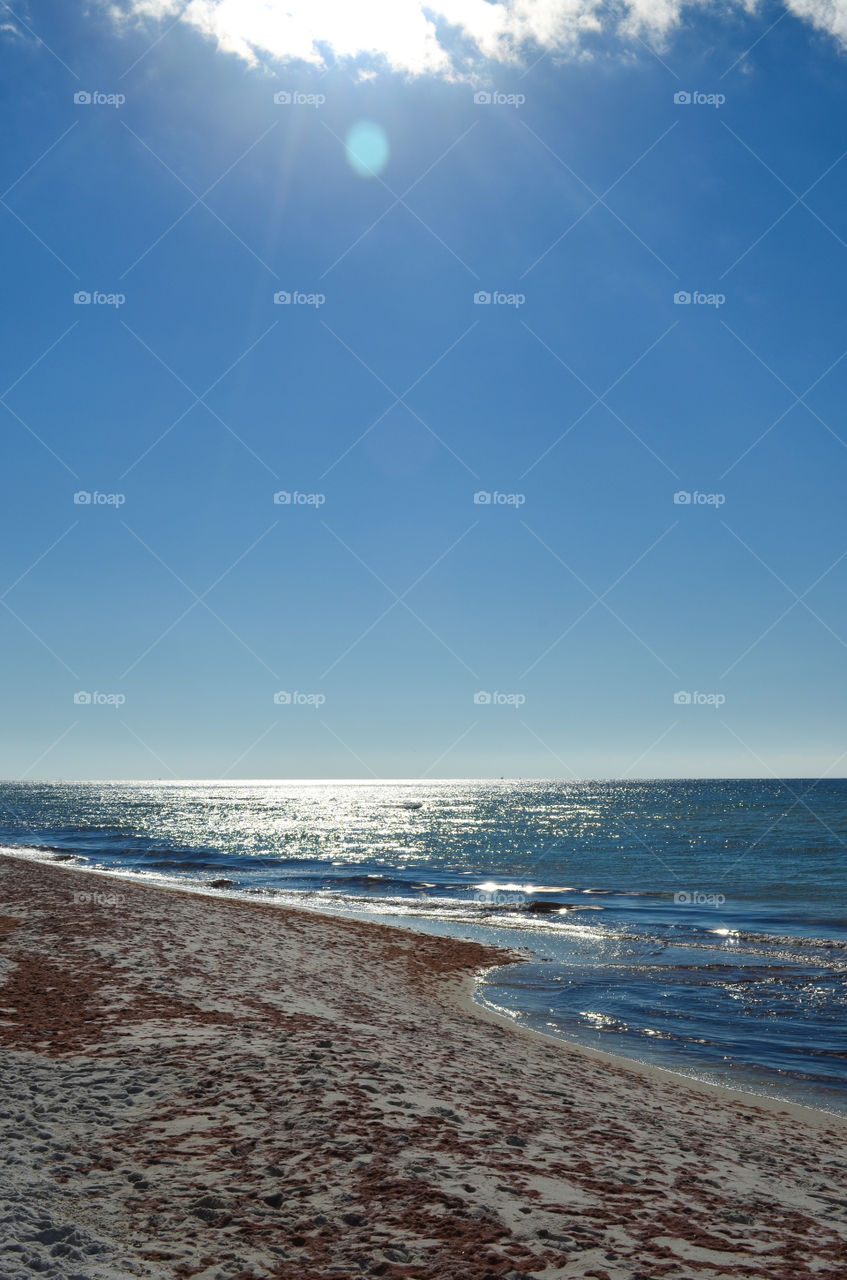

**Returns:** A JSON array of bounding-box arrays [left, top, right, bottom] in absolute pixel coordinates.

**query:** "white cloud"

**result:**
[[785, 0, 847, 44], [106, 0, 847, 77]]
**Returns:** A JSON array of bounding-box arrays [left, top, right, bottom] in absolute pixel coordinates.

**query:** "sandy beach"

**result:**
[[1, 853, 845, 1280]]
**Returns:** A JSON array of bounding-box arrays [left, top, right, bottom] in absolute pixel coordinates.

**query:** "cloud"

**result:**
[[106, 0, 847, 77], [785, 0, 847, 45], [0, 1, 34, 44]]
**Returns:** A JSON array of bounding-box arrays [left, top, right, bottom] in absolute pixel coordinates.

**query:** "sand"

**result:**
[[0, 852, 845, 1280]]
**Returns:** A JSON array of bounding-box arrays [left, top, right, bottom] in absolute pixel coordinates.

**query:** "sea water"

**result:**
[[1, 778, 845, 1112]]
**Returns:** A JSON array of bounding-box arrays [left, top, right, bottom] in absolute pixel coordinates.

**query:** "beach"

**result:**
[[5, 780, 846, 1110], [1, 853, 846, 1280]]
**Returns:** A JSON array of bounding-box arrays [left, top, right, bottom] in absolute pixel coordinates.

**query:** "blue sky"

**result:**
[[2, 0, 847, 779]]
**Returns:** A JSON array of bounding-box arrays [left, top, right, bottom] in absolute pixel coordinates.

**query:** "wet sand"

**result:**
[[1, 851, 845, 1280]]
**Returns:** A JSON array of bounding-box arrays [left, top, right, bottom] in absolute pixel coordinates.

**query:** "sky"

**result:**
[[2, 0, 847, 780]]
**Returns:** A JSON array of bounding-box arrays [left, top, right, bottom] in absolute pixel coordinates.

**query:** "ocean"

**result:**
[[1, 778, 845, 1113]]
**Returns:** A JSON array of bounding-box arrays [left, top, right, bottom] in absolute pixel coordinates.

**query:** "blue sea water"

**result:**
[[1, 778, 845, 1113]]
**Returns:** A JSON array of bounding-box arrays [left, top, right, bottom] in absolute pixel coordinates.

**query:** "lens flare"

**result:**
[[345, 121, 389, 177]]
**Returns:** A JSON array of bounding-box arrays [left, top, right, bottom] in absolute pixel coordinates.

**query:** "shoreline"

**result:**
[[465, 975, 847, 1130], [4, 843, 843, 1125], [2, 852, 847, 1279]]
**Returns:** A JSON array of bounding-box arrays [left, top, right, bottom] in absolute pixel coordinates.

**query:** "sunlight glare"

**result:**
[[346, 121, 390, 176]]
